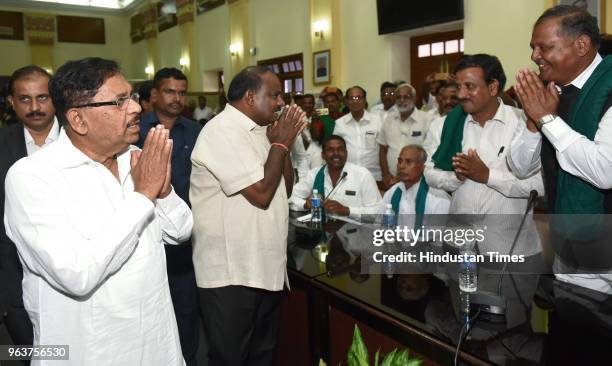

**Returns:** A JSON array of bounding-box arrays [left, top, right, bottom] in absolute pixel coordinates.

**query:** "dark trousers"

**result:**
[[165, 244, 200, 366], [199, 285, 282, 366], [4, 305, 33, 366]]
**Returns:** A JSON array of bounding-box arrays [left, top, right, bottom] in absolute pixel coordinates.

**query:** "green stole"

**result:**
[[552, 56, 612, 240], [431, 106, 468, 171], [313, 165, 327, 199], [390, 177, 430, 228], [555, 55, 612, 215], [320, 115, 336, 139]]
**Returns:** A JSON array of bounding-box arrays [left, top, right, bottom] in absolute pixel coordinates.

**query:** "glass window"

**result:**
[[288, 61, 296, 72], [431, 42, 444, 56], [295, 61, 302, 71], [445, 40, 459, 54], [418, 44, 430, 58], [282, 63, 289, 73], [284, 79, 292, 93], [460, 38, 464, 52], [295, 78, 303, 94]]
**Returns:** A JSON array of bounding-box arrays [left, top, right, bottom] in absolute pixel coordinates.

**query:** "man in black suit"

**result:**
[[0, 65, 58, 353]]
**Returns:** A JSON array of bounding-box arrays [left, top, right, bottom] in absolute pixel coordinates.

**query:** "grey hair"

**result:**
[[396, 83, 416, 96], [400, 144, 427, 163]]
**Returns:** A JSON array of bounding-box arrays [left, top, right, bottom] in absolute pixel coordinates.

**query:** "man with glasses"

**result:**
[[0, 65, 58, 360], [4, 57, 192, 365], [333, 86, 384, 183], [377, 83, 432, 189], [369, 81, 397, 123], [138, 67, 202, 366]]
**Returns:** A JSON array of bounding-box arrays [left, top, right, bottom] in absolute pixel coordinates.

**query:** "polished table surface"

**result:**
[[286, 214, 612, 365]]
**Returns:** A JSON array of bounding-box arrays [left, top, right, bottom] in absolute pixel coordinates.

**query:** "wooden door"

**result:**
[[410, 30, 463, 108]]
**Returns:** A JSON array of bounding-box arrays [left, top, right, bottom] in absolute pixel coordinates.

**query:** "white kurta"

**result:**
[[4, 130, 192, 366]]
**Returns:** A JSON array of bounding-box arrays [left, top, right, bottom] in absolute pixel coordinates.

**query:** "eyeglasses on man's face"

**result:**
[[69, 92, 140, 110], [347, 95, 364, 102]]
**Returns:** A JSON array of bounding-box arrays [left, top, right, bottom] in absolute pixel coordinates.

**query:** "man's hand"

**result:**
[[131, 125, 173, 201], [267, 104, 307, 148], [324, 199, 350, 216], [303, 194, 313, 210], [159, 137, 173, 198], [514, 68, 559, 126], [452, 149, 489, 184]]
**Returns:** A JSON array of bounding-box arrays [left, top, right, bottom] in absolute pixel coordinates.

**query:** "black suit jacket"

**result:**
[[0, 123, 28, 315]]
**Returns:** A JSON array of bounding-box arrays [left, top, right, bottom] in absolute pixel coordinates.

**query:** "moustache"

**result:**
[[25, 111, 46, 118], [169, 103, 182, 109]]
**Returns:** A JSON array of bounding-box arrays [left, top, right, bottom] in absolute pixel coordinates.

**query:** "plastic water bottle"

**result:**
[[311, 189, 322, 223], [382, 203, 397, 228], [382, 204, 397, 279], [458, 244, 478, 293]]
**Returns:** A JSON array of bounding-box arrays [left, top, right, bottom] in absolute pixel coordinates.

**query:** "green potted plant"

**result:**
[[319, 325, 422, 366]]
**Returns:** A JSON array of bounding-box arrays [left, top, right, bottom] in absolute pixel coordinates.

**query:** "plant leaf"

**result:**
[[347, 325, 369, 366], [374, 348, 380, 366], [318, 359, 328, 366], [391, 350, 409, 366], [380, 349, 397, 366], [405, 359, 422, 366]]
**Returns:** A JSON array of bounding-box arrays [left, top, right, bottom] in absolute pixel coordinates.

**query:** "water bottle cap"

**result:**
[[313, 189, 318, 194], [386, 203, 392, 208]]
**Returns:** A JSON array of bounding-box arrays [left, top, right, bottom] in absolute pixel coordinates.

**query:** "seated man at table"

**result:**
[[290, 135, 381, 221], [381, 145, 451, 228]]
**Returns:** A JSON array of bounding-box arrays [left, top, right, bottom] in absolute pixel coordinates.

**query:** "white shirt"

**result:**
[[507, 54, 612, 293], [426, 108, 441, 122], [306, 142, 323, 170], [422, 92, 438, 112], [369, 103, 398, 124], [190, 104, 289, 291], [423, 101, 544, 256], [333, 110, 383, 180], [291, 133, 311, 181], [380, 181, 451, 228], [24, 117, 60, 156], [289, 162, 382, 221], [193, 106, 213, 121], [4, 130, 191, 366], [508, 54, 612, 189], [377, 108, 432, 176]]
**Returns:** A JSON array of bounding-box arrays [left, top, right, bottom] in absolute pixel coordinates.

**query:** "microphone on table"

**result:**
[[324, 172, 348, 201]]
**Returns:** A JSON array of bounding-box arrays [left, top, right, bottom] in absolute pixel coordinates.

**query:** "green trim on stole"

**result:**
[[390, 177, 430, 228], [313, 165, 327, 199], [431, 106, 467, 171]]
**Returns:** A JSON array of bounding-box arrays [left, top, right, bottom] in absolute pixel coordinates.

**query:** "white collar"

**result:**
[[24, 117, 60, 146], [568, 53, 602, 89]]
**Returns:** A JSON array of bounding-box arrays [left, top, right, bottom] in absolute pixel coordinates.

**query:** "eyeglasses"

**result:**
[[383, 92, 395, 96], [347, 96, 364, 102], [69, 92, 140, 110]]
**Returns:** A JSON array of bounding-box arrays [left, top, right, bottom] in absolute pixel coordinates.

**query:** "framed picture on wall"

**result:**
[[196, 0, 225, 15], [313, 50, 331, 85], [557, 0, 606, 32]]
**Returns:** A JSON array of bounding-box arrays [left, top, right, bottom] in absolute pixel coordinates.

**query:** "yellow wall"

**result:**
[[464, 0, 547, 87], [157, 25, 183, 71], [130, 38, 149, 80], [0, 5, 132, 76], [195, 5, 230, 91], [339, 0, 395, 107]]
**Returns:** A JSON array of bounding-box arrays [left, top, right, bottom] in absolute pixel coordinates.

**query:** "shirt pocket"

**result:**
[[365, 131, 377, 149]]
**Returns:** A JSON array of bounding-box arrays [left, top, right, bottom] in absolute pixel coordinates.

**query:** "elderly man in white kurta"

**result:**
[[4, 58, 191, 366]]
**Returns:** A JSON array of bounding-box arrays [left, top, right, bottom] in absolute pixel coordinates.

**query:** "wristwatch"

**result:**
[[536, 114, 556, 130]]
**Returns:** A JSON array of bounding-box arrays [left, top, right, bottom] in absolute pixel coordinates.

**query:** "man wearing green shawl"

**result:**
[[423, 54, 544, 258], [380, 145, 450, 229], [510, 5, 612, 294], [289, 135, 381, 221]]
